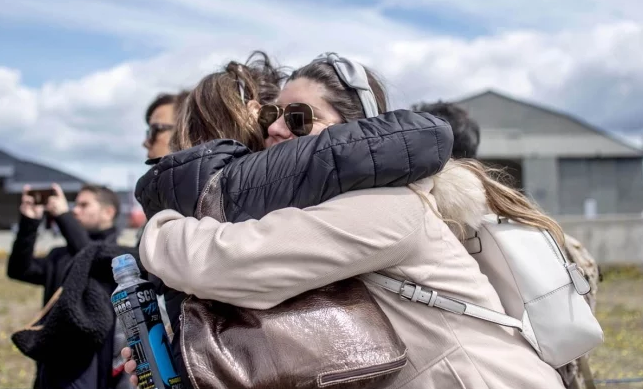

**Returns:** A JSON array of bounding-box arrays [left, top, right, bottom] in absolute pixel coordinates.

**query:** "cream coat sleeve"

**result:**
[[139, 187, 425, 309]]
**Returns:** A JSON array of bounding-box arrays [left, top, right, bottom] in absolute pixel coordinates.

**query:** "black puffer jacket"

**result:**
[[136, 110, 453, 222]]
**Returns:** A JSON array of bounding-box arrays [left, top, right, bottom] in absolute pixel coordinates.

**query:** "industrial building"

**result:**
[[456, 90, 643, 216]]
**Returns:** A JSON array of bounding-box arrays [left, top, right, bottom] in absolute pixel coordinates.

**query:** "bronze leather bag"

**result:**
[[180, 278, 407, 389]]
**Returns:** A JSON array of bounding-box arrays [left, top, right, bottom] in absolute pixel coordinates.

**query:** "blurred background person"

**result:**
[[136, 89, 191, 341], [7, 184, 123, 388], [143, 90, 190, 161]]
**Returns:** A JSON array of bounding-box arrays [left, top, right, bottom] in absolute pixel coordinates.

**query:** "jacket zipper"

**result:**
[[541, 230, 567, 267], [542, 231, 592, 295], [501, 216, 566, 268], [319, 357, 407, 385]]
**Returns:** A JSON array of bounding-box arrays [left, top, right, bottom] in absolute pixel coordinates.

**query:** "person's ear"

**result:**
[[246, 100, 262, 120], [103, 206, 116, 222]]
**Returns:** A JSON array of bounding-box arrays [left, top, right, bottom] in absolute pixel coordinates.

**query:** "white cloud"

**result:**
[[0, 68, 38, 129], [383, 21, 643, 130], [0, 0, 642, 191]]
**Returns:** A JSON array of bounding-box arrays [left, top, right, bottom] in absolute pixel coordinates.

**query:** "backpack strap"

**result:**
[[360, 273, 524, 331]]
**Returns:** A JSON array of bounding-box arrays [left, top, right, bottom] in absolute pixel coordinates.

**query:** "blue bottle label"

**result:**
[[112, 282, 183, 389]]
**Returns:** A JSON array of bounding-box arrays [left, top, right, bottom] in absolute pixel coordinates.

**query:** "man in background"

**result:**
[[7, 184, 124, 388], [415, 100, 600, 389], [143, 91, 190, 160], [130, 92, 188, 228], [8, 184, 120, 302], [414, 101, 480, 159], [139, 90, 190, 340]]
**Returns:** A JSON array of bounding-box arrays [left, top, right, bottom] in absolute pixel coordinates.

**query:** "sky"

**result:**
[[1, 0, 643, 190]]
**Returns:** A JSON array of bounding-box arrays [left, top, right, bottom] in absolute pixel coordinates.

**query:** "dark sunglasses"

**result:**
[[258, 103, 332, 138], [146, 123, 175, 142]]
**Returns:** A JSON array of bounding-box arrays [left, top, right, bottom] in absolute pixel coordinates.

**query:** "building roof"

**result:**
[[455, 90, 643, 158], [0, 148, 85, 193]]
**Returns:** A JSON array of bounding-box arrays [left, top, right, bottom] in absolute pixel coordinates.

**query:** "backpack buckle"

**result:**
[[567, 263, 591, 295]]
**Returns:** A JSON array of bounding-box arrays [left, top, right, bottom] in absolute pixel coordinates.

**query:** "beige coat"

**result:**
[[140, 162, 565, 389]]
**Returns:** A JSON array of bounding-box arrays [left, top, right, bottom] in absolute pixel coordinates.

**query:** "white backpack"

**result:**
[[362, 214, 604, 368]]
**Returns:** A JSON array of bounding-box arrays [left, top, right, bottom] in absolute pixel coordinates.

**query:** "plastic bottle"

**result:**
[[111, 254, 183, 389]]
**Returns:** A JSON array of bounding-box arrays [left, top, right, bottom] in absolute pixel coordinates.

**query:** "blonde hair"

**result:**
[[171, 65, 264, 152], [414, 159, 565, 246], [460, 159, 565, 245], [171, 51, 286, 153]]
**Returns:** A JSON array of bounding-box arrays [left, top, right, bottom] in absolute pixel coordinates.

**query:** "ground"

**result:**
[[0, 254, 642, 388], [589, 266, 643, 388]]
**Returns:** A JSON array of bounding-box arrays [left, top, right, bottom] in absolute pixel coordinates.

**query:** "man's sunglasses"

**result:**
[[146, 123, 175, 142], [258, 103, 332, 138]]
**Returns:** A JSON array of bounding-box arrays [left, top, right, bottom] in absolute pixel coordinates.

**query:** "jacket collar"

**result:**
[[145, 157, 162, 166], [87, 226, 118, 243]]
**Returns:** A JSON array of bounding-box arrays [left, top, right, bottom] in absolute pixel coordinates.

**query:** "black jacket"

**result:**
[[7, 213, 118, 389], [12, 243, 139, 389], [7, 213, 117, 305], [136, 110, 453, 222], [135, 110, 453, 387], [136, 110, 452, 319]]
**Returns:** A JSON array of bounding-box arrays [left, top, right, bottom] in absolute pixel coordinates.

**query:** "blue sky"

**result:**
[[0, 1, 472, 88], [0, 22, 153, 87], [1, 0, 642, 188], [0, 1, 490, 87]]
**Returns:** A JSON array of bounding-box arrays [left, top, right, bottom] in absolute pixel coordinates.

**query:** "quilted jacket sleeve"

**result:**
[[135, 110, 453, 222], [221, 110, 453, 221], [135, 139, 251, 220]]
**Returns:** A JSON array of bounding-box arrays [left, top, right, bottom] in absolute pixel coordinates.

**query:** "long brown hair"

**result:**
[[172, 51, 286, 152], [456, 159, 565, 245]]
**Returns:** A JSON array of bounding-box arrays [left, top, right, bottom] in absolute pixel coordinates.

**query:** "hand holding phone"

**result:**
[[27, 188, 56, 205], [45, 184, 70, 217], [21, 185, 47, 219]]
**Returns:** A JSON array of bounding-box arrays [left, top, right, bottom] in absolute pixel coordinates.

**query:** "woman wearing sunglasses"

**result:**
[[129, 52, 454, 387], [131, 52, 565, 389], [258, 53, 387, 147]]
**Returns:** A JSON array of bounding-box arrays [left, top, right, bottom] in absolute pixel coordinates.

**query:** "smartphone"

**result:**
[[27, 188, 56, 205]]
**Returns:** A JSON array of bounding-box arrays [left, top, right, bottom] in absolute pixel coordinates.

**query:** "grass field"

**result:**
[[589, 266, 643, 388], [0, 254, 642, 388]]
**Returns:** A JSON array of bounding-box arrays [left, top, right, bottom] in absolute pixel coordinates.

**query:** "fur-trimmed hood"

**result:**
[[413, 160, 489, 239]]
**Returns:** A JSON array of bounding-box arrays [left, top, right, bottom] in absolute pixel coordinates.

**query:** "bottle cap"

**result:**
[[112, 254, 140, 280]]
